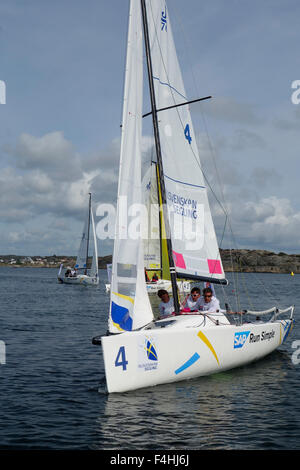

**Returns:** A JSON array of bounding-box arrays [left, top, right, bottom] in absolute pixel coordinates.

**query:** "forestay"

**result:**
[[108, 0, 153, 334], [145, 0, 226, 284]]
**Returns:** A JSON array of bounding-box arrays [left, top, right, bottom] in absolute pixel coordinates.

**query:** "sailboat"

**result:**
[[58, 193, 99, 285], [93, 0, 294, 393]]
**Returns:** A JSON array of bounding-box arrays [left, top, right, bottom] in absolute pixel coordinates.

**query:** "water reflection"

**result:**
[[92, 349, 299, 449]]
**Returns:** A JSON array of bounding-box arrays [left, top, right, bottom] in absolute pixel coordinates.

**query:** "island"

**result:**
[[0, 250, 299, 274]]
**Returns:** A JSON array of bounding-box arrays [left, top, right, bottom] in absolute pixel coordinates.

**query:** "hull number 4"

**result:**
[[115, 346, 128, 370]]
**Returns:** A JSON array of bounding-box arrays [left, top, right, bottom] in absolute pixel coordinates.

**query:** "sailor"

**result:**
[[181, 287, 201, 311], [157, 289, 174, 318], [203, 281, 215, 296], [196, 287, 220, 312]]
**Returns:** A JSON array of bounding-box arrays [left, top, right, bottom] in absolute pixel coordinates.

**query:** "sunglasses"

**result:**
[[204, 294, 212, 298]]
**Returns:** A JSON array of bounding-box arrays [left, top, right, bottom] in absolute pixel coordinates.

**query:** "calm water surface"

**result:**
[[0, 267, 299, 450]]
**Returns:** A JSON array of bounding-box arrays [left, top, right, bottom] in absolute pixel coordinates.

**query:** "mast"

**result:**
[[85, 192, 91, 275], [141, 0, 180, 314]]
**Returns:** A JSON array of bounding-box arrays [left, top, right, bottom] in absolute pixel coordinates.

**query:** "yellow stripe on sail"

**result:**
[[156, 164, 170, 281], [112, 321, 126, 332], [197, 331, 220, 365], [112, 291, 134, 304]]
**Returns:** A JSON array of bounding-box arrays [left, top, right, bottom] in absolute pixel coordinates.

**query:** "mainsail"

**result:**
[[75, 194, 98, 278], [90, 210, 98, 278], [108, 0, 153, 334], [75, 208, 90, 271], [145, 0, 226, 284]]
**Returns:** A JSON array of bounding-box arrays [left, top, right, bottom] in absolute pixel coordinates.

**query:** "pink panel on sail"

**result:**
[[173, 251, 186, 269], [207, 259, 223, 274]]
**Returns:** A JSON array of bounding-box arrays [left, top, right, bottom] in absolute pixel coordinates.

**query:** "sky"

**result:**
[[0, 0, 300, 256]]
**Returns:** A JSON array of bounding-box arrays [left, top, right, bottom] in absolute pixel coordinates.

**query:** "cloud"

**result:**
[[244, 197, 300, 250], [0, 130, 121, 254], [213, 194, 300, 252], [248, 167, 279, 188], [273, 106, 300, 131], [197, 96, 262, 125], [6, 131, 82, 181], [0, 131, 106, 227]]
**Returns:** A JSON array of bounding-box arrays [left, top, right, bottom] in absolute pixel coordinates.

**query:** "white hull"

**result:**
[[101, 315, 294, 393], [58, 274, 99, 285], [105, 279, 191, 294]]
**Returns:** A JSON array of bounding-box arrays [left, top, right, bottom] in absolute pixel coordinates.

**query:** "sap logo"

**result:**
[[234, 331, 250, 349]]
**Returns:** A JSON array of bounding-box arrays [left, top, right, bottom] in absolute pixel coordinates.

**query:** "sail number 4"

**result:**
[[184, 124, 192, 144], [115, 346, 128, 370]]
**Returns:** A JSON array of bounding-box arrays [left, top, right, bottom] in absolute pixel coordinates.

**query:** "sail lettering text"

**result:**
[[161, 10, 167, 31], [167, 192, 197, 219]]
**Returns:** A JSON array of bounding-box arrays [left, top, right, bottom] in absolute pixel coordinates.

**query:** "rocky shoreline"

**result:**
[[219, 249, 300, 274], [1, 250, 299, 274]]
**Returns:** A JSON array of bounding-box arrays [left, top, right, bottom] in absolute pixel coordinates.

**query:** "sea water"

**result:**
[[0, 267, 299, 450]]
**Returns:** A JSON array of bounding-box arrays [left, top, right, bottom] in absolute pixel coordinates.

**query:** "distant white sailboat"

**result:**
[[58, 193, 99, 285], [93, 0, 294, 393]]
